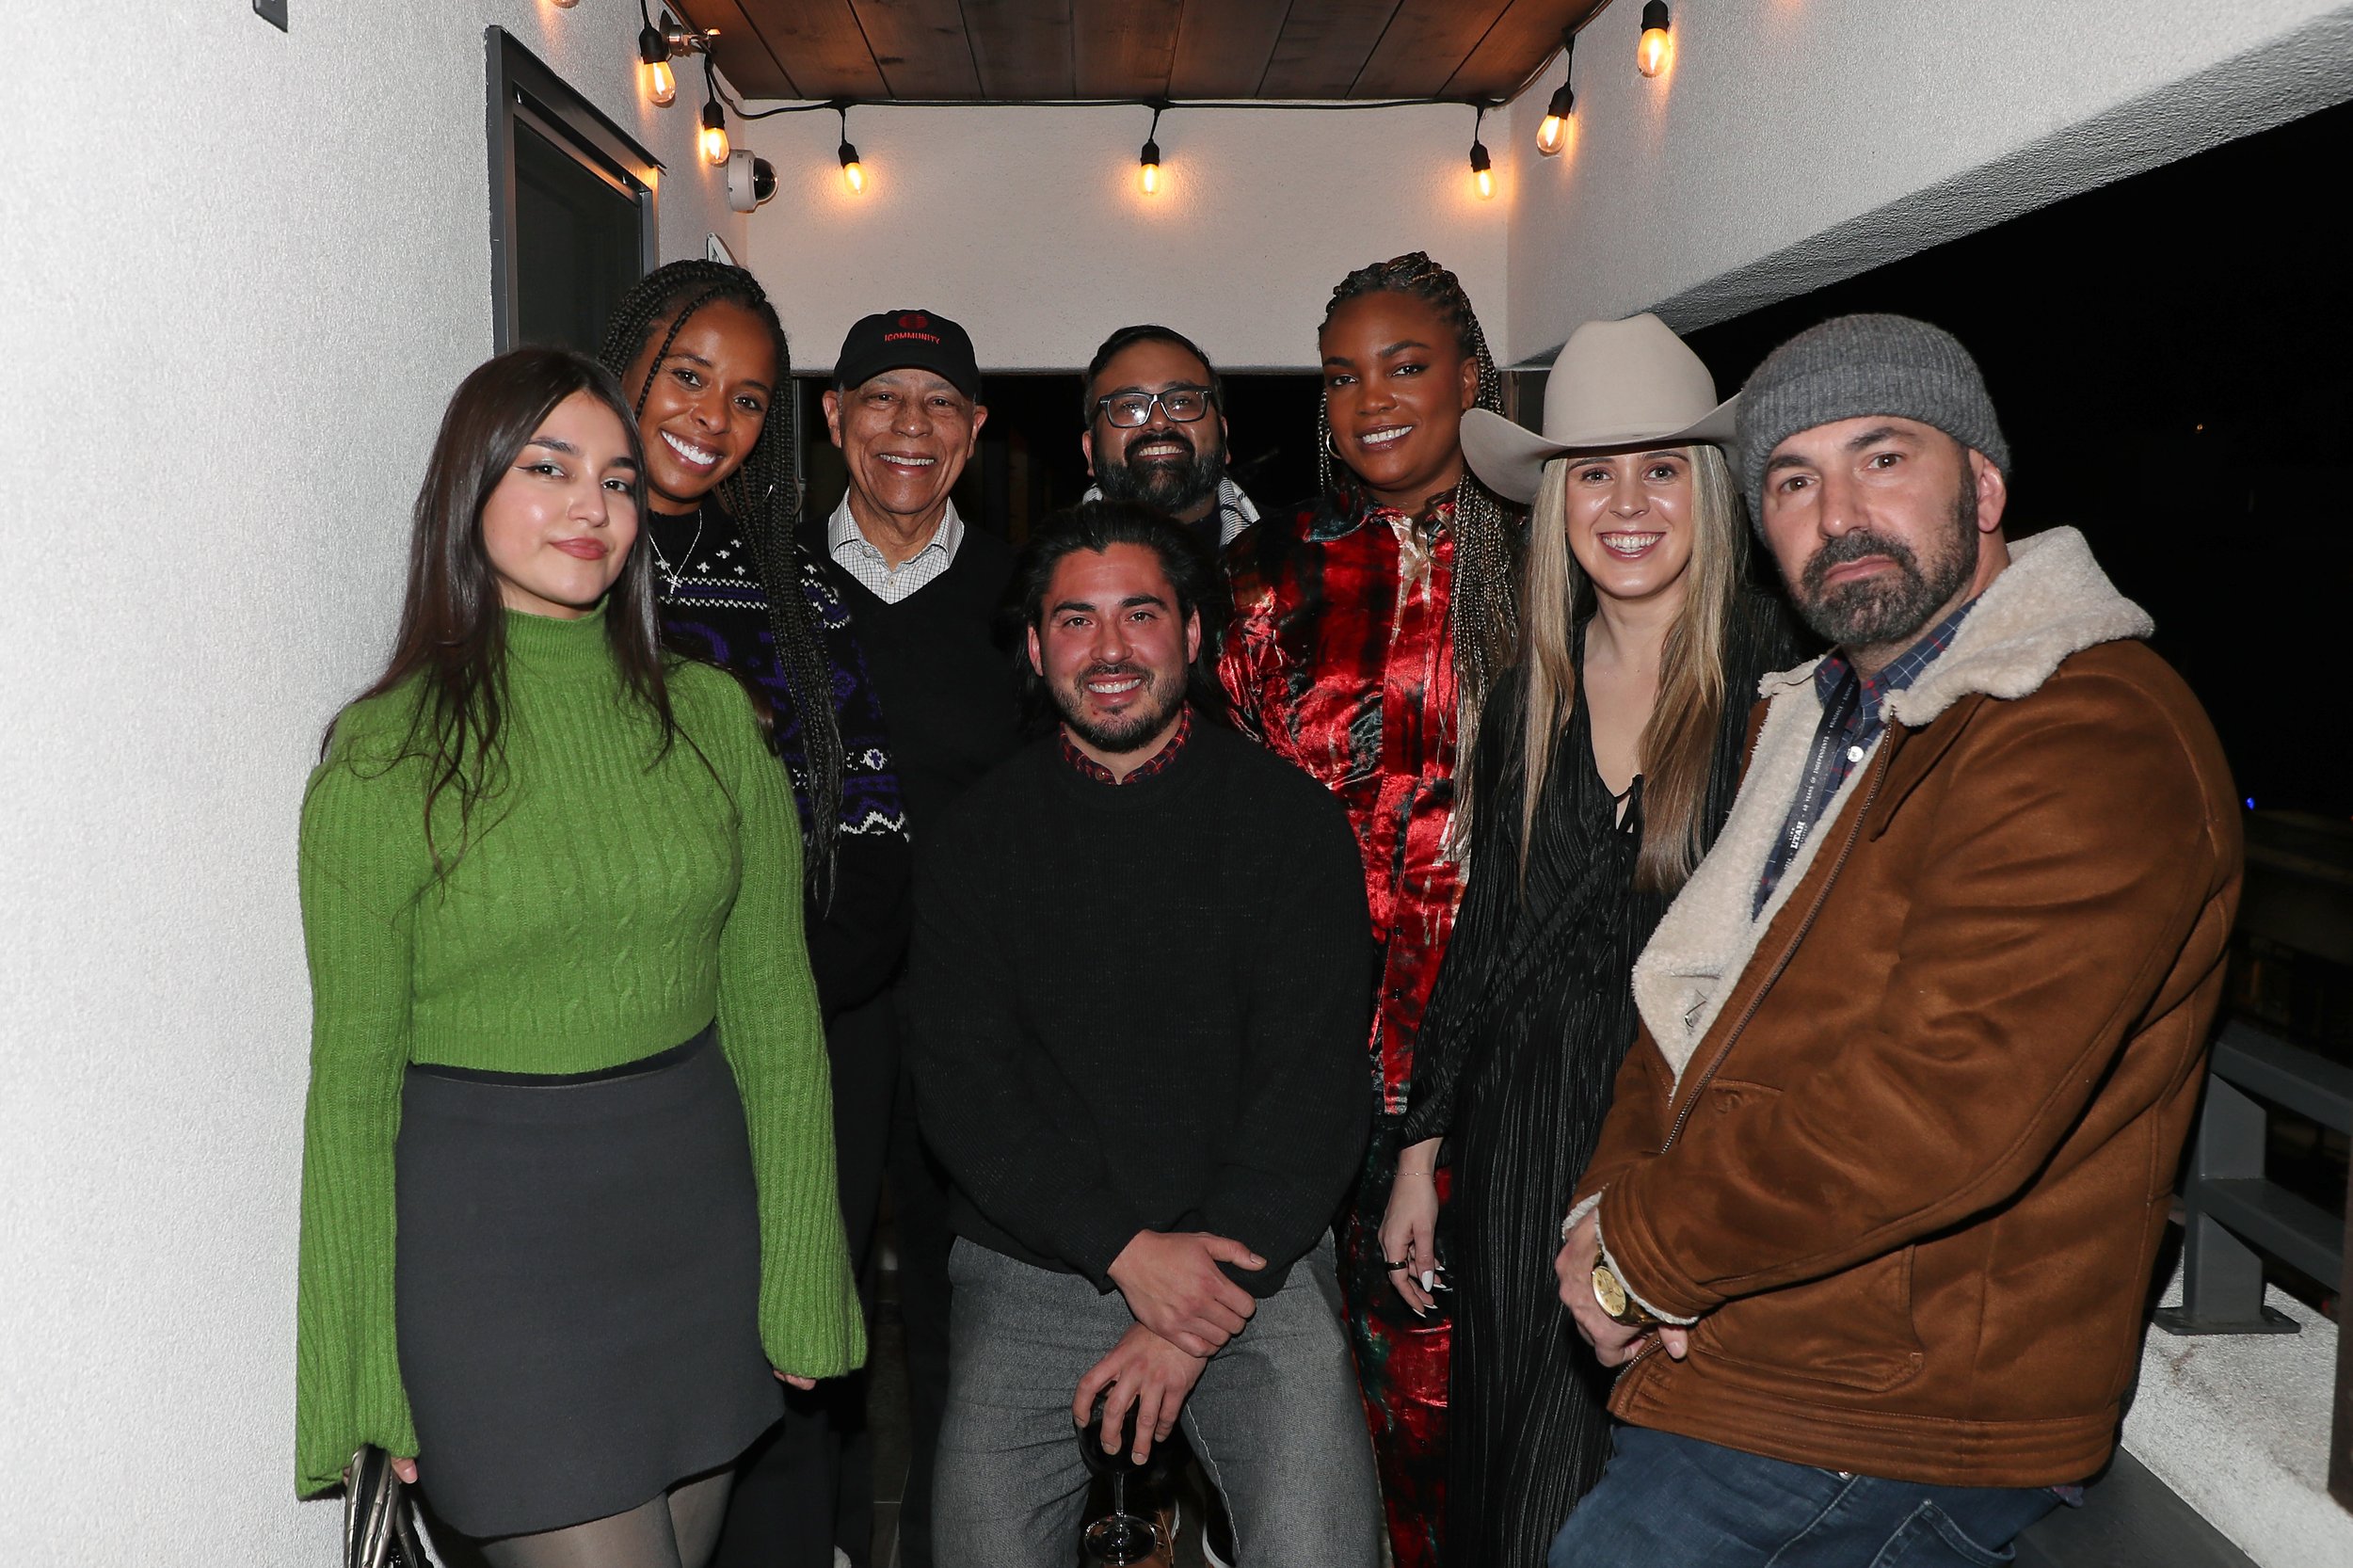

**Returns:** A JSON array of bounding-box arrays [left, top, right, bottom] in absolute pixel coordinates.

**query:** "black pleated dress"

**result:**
[[1400, 592, 1798, 1567]]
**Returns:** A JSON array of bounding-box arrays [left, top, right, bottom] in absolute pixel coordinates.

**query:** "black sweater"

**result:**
[[803, 518, 1023, 838], [900, 724, 1375, 1297]]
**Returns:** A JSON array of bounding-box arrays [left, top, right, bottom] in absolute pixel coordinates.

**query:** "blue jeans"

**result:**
[[1548, 1427, 2060, 1567]]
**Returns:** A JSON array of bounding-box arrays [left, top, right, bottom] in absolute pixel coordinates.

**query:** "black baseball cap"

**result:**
[[832, 309, 981, 400]]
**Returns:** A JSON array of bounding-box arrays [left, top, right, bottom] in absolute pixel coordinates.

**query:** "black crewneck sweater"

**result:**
[[899, 724, 1374, 1296]]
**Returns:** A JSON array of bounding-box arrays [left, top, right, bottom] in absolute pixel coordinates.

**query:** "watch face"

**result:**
[[1593, 1265, 1627, 1319]]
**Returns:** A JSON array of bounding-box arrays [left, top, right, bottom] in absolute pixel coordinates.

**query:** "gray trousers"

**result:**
[[934, 1238, 1379, 1568]]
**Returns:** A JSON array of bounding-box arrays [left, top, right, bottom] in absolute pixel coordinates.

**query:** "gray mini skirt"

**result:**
[[394, 1027, 783, 1540]]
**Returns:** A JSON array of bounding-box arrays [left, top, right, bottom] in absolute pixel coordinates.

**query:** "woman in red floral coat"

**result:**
[[1218, 252, 1520, 1568]]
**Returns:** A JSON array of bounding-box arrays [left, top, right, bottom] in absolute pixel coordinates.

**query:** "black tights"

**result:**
[[476, 1471, 733, 1568]]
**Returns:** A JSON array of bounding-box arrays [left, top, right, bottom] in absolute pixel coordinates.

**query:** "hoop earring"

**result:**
[[1326, 431, 1343, 460]]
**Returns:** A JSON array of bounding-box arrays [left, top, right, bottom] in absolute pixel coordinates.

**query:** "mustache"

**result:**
[[1122, 428, 1198, 463], [1801, 528, 1920, 593]]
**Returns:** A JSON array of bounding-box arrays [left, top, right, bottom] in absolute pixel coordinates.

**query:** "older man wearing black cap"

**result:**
[[796, 308, 1019, 1568]]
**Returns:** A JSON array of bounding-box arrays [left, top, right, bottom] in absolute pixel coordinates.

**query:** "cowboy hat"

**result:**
[[1460, 313, 1737, 504]]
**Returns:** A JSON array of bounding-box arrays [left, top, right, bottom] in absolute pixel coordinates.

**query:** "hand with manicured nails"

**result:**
[[1106, 1229, 1264, 1357], [1072, 1324, 1209, 1465], [1380, 1137, 1444, 1315]]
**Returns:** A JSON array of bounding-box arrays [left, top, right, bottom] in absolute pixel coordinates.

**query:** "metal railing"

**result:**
[[2152, 809, 2353, 1514], [2153, 1017, 2349, 1336]]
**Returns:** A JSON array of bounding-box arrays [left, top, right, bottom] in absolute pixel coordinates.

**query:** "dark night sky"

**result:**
[[1684, 96, 2353, 822]]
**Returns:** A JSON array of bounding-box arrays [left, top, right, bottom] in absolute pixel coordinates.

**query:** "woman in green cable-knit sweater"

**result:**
[[296, 348, 862, 1566]]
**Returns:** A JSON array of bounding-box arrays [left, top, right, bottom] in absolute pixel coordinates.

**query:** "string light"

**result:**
[[1638, 1, 1672, 77], [837, 104, 866, 194], [697, 57, 730, 164], [636, 8, 713, 108], [1138, 104, 1165, 196], [697, 90, 1680, 203], [1535, 31, 1576, 155]]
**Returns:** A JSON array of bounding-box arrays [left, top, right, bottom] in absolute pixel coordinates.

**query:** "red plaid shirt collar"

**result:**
[[1060, 704, 1193, 786]]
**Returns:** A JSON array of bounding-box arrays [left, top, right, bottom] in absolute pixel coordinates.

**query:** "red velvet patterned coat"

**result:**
[[1219, 486, 1465, 1114]]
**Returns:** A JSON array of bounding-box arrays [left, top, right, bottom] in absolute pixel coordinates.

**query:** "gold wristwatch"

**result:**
[[1591, 1253, 1660, 1329]]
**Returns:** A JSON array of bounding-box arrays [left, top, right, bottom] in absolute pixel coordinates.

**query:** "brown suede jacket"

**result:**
[[1576, 527, 2241, 1488]]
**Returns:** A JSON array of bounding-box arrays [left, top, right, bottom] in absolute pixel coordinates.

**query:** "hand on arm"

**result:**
[[1380, 1138, 1443, 1315], [1106, 1229, 1264, 1356], [1072, 1325, 1209, 1466]]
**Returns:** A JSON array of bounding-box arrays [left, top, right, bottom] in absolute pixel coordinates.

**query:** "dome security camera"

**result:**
[[727, 151, 777, 213]]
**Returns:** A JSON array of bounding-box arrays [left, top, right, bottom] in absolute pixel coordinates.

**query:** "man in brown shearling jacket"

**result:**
[[1545, 315, 2241, 1568]]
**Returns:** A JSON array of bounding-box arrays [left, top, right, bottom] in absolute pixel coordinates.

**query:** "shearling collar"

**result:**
[[1632, 526, 2152, 1083], [1757, 527, 2152, 719]]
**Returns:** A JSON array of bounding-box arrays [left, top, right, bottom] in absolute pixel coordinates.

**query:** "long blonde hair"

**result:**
[[1517, 444, 1745, 893]]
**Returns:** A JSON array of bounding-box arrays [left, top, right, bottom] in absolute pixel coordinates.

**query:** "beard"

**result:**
[[1055, 661, 1188, 755], [1790, 481, 1979, 651], [1096, 429, 1228, 519]]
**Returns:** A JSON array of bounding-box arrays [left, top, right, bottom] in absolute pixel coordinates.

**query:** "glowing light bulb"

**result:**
[[1536, 80, 1575, 156], [637, 24, 680, 105], [1138, 137, 1161, 196], [839, 140, 866, 195], [1470, 141, 1495, 200], [700, 101, 729, 166], [1638, 2, 1671, 77]]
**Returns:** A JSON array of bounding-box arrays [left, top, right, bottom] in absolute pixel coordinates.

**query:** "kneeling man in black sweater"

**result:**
[[902, 501, 1381, 1566]]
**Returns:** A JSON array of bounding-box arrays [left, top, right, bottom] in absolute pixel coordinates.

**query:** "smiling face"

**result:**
[[1026, 541, 1200, 770], [619, 298, 776, 515], [1082, 338, 1229, 522], [1320, 289, 1480, 512], [480, 390, 641, 619], [822, 368, 986, 540], [1759, 415, 2009, 668], [1561, 447, 1699, 612]]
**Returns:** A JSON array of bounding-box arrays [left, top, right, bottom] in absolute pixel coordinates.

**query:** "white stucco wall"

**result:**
[[0, 3, 743, 1562], [742, 102, 1513, 373], [1501, 0, 2353, 363]]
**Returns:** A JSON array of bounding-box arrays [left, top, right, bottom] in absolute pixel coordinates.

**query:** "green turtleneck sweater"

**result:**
[[294, 606, 863, 1498]]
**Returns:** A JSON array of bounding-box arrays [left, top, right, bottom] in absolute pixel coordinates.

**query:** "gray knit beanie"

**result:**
[[1736, 313, 2009, 533]]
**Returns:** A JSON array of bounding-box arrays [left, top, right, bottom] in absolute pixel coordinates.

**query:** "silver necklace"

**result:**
[[648, 512, 706, 595]]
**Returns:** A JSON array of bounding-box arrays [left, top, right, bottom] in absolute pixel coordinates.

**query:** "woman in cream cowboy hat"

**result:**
[[1380, 313, 1799, 1568]]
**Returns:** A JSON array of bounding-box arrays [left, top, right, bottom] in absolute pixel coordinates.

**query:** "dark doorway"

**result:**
[[486, 30, 658, 356], [1683, 94, 2353, 820]]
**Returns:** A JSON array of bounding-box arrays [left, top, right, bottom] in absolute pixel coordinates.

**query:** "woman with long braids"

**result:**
[[1380, 316, 1801, 1567], [294, 348, 860, 1567], [1219, 251, 1520, 1568], [597, 260, 910, 1568]]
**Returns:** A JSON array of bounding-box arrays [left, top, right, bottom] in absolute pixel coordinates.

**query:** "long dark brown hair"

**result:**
[[326, 347, 673, 877], [598, 259, 848, 901]]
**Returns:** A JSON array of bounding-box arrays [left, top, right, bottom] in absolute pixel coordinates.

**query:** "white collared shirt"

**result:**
[[826, 495, 965, 603]]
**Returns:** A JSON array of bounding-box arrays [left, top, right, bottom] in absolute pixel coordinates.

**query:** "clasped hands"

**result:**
[[1072, 1228, 1264, 1465]]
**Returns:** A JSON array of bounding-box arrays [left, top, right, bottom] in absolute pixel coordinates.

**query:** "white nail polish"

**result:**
[[1422, 1270, 1435, 1290]]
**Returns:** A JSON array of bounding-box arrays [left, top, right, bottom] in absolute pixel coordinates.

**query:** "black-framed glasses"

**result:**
[[1095, 387, 1215, 427]]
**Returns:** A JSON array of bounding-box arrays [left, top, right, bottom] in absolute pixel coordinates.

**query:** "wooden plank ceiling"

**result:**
[[678, 0, 1606, 104]]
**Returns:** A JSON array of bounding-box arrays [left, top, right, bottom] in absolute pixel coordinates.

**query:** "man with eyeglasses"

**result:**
[[1080, 325, 1261, 551]]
